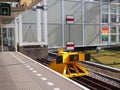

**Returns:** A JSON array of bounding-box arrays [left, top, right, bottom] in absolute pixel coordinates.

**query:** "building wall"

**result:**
[[21, 0, 120, 47], [47, 0, 62, 47], [47, 0, 102, 47], [22, 10, 37, 43]]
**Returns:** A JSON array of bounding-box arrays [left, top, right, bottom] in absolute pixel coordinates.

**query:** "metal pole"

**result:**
[[44, 0, 48, 45], [100, 1, 102, 45], [61, 0, 65, 47], [18, 15, 23, 46], [116, 3, 119, 43], [69, 24, 70, 41], [15, 17, 18, 52], [82, 1, 85, 46], [0, 27, 2, 52], [108, 2, 110, 46], [1, 27, 3, 52], [43, 0, 48, 45], [37, 3, 42, 42]]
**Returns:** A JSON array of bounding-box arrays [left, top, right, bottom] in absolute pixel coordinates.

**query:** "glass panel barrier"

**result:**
[[0, 27, 15, 52], [0, 27, 1, 52]]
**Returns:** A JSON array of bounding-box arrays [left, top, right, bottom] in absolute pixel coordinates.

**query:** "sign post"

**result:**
[[66, 15, 74, 41]]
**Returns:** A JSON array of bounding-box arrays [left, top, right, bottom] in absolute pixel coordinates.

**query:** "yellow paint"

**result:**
[[79, 53, 85, 61], [48, 60, 67, 74], [58, 48, 85, 63], [20, 0, 33, 7], [48, 48, 88, 78], [49, 61, 88, 78], [19, 0, 43, 9]]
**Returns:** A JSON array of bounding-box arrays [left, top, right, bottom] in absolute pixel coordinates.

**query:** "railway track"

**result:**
[[81, 61, 120, 80], [36, 58, 51, 66], [71, 76, 119, 90], [36, 57, 120, 90]]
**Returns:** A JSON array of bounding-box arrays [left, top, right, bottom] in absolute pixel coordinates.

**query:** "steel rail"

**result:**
[[71, 76, 120, 90]]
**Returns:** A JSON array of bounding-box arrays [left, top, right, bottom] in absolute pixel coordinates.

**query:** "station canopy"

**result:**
[[0, 0, 43, 12], [0, 0, 118, 13], [0, 0, 43, 19]]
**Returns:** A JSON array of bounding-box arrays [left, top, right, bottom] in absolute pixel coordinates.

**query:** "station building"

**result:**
[[20, 0, 120, 48], [0, 0, 120, 53]]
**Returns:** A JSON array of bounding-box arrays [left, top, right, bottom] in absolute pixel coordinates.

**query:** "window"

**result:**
[[111, 14, 116, 23], [119, 26, 120, 33], [102, 0, 110, 2], [110, 26, 117, 43], [119, 26, 120, 42], [118, 15, 120, 22], [110, 27, 116, 33], [118, 4, 120, 13], [111, 35, 116, 42], [102, 14, 108, 23], [110, 4, 117, 13], [102, 3, 109, 13], [119, 35, 120, 42]]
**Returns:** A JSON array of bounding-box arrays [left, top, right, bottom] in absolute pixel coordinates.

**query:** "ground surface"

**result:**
[[86, 48, 120, 69]]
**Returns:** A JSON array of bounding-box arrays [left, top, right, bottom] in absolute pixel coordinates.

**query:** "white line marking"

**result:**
[[54, 88, 61, 90], [29, 68, 34, 70], [24, 64, 28, 66], [17, 52, 90, 90], [26, 65, 30, 68], [36, 74, 42, 76], [47, 82, 54, 86], [41, 77, 47, 81], [33, 70, 37, 73], [10, 53, 25, 64]]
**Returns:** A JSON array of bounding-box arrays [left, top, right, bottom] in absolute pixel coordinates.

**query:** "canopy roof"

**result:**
[[0, 0, 42, 21], [0, 0, 43, 11]]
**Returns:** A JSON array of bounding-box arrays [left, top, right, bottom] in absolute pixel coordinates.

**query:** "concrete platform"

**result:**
[[0, 52, 89, 90]]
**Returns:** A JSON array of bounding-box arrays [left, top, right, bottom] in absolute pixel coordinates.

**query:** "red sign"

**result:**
[[66, 15, 74, 24], [66, 41, 75, 50]]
